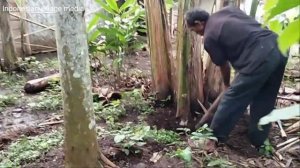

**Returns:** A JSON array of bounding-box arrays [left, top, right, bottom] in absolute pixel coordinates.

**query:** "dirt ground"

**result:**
[[1, 51, 300, 168]]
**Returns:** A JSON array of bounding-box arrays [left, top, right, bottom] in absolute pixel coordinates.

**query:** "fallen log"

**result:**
[[24, 73, 60, 94]]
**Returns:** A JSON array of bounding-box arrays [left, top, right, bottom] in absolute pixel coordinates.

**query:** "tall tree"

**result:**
[[144, 0, 173, 100], [54, 0, 116, 167], [0, 0, 18, 72]]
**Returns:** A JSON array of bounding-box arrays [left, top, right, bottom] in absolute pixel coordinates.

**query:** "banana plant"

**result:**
[[264, 0, 300, 54]]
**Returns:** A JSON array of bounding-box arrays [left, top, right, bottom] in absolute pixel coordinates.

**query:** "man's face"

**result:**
[[187, 21, 205, 36]]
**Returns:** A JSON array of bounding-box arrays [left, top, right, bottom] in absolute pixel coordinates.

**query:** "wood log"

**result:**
[[24, 73, 60, 94]]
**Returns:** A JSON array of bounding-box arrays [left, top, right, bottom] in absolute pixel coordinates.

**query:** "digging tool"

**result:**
[[195, 91, 225, 129]]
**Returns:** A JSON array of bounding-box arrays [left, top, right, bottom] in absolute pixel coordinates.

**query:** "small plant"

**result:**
[[171, 147, 192, 166], [149, 128, 180, 144], [28, 84, 62, 111], [204, 156, 234, 168], [258, 139, 274, 157], [88, 0, 146, 80], [20, 56, 59, 74], [0, 94, 19, 110], [113, 124, 150, 155], [94, 100, 126, 128], [0, 72, 25, 91], [190, 124, 217, 143], [0, 130, 63, 167], [122, 89, 154, 114]]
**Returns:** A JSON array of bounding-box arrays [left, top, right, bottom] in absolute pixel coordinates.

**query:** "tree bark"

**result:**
[[54, 0, 111, 167], [0, 0, 18, 72], [144, 0, 173, 100], [176, 0, 191, 126], [250, 0, 259, 18], [189, 0, 205, 112], [17, 0, 32, 58]]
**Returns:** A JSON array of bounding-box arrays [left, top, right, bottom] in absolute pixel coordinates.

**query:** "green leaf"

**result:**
[[268, 20, 282, 34], [278, 18, 300, 53], [95, 12, 114, 23], [98, 27, 119, 36], [88, 29, 101, 42], [105, 0, 119, 12], [114, 134, 126, 143], [121, 5, 139, 18], [87, 15, 101, 32], [122, 149, 130, 155], [264, 0, 278, 12], [259, 104, 300, 125], [175, 147, 192, 162], [95, 0, 117, 14], [207, 159, 232, 167], [265, 0, 299, 21], [120, 0, 135, 11]]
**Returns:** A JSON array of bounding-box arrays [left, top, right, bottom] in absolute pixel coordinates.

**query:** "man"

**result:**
[[185, 6, 287, 152]]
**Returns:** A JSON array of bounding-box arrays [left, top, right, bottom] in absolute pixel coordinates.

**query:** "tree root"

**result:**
[[98, 150, 119, 168]]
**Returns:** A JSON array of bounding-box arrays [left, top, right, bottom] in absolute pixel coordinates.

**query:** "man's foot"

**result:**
[[204, 139, 217, 153]]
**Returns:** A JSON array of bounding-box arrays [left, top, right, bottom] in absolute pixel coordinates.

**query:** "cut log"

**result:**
[[24, 73, 60, 94]]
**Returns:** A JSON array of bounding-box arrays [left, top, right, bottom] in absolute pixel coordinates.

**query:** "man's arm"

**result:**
[[220, 62, 231, 88]]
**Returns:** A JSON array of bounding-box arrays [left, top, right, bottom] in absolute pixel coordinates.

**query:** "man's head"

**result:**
[[185, 8, 210, 36]]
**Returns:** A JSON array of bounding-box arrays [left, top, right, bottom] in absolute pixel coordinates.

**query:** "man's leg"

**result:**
[[210, 49, 282, 143], [248, 54, 287, 147]]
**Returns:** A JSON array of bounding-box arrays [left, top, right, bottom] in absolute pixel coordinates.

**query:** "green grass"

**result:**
[[27, 83, 62, 111], [122, 89, 155, 114], [0, 72, 26, 91], [0, 94, 20, 111], [0, 130, 63, 168], [149, 128, 181, 144], [94, 100, 126, 128]]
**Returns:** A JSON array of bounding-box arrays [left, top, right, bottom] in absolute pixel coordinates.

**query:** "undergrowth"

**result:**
[[0, 130, 63, 168]]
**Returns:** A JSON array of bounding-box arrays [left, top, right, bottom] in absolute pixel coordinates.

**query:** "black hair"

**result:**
[[185, 8, 210, 26]]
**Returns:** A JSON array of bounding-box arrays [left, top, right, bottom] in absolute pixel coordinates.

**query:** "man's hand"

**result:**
[[220, 62, 231, 88]]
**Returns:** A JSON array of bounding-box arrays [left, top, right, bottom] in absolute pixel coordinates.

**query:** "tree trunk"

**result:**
[[0, 0, 18, 72], [250, 0, 259, 18], [176, 0, 191, 126], [54, 1, 115, 167], [189, 0, 205, 112], [17, 0, 32, 58], [144, 0, 173, 100]]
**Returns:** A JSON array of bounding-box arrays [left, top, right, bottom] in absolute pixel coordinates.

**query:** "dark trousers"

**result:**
[[210, 48, 287, 147]]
